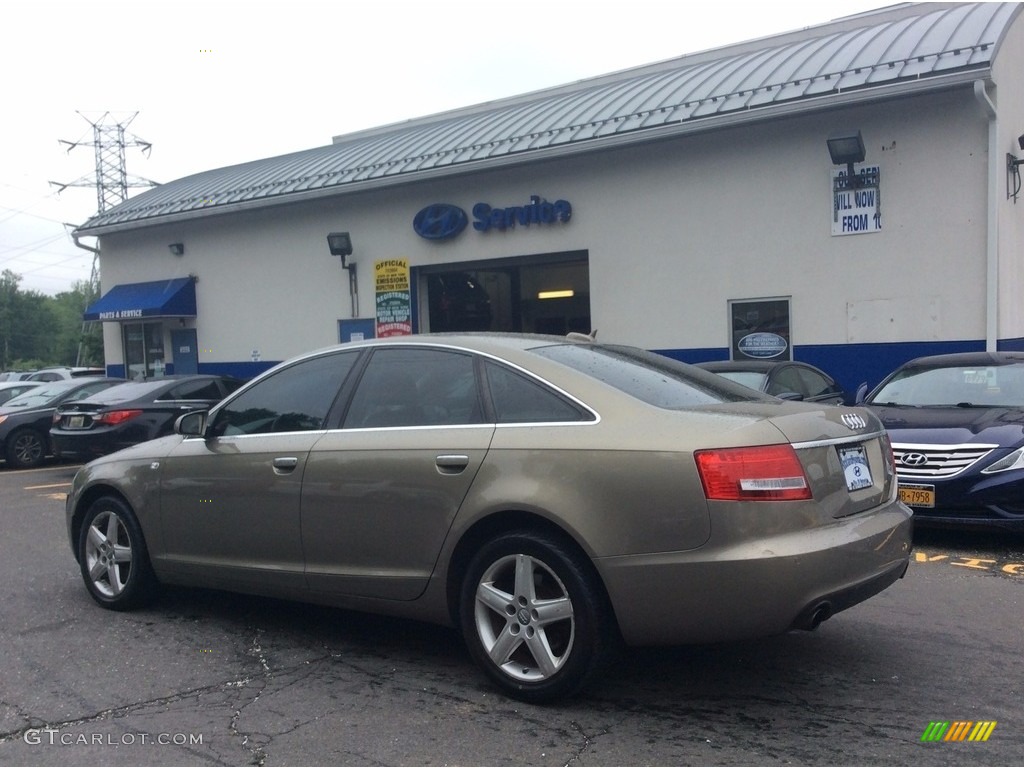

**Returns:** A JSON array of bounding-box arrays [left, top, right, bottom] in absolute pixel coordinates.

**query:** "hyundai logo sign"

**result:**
[[901, 452, 929, 467], [737, 332, 788, 359], [413, 203, 468, 240]]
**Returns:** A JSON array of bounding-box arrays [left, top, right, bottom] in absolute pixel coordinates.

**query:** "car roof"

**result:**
[[297, 332, 587, 359], [84, 375, 225, 397], [899, 351, 1024, 368]]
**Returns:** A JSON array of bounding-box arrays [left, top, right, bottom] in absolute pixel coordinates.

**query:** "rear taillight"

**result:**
[[880, 433, 897, 475], [95, 409, 143, 426], [695, 445, 812, 501]]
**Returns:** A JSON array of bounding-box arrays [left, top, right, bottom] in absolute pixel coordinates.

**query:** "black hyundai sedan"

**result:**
[[862, 351, 1024, 532], [0, 378, 123, 468], [51, 375, 244, 461]]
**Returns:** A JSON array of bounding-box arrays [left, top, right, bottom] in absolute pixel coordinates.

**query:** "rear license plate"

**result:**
[[68, 415, 85, 429], [838, 445, 873, 491], [899, 483, 935, 508]]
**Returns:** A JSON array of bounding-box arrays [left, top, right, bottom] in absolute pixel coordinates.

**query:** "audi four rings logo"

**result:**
[[413, 203, 469, 240], [841, 413, 867, 430], [901, 452, 929, 467]]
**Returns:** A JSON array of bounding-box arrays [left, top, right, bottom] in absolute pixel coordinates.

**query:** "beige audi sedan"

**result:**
[[66, 334, 912, 702]]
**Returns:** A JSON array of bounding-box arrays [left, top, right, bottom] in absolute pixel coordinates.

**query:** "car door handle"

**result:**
[[273, 457, 299, 473], [435, 454, 469, 474]]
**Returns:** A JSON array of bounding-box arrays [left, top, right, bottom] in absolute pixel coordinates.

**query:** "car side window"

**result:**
[[484, 361, 590, 423], [796, 368, 837, 398], [212, 352, 357, 436], [344, 348, 482, 428], [768, 366, 805, 397]]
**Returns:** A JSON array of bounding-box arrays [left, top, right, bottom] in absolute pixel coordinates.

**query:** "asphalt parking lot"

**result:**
[[0, 461, 1021, 766]]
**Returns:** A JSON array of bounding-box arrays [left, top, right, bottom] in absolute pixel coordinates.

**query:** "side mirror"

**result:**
[[175, 410, 208, 437], [854, 382, 869, 405]]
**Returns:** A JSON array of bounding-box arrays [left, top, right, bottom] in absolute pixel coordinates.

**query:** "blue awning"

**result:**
[[84, 277, 197, 322]]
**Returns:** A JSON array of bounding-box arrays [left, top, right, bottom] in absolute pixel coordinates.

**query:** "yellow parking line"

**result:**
[[24, 483, 72, 490]]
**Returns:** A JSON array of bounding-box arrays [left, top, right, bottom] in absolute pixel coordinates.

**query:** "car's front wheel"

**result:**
[[459, 530, 614, 703], [78, 496, 157, 610]]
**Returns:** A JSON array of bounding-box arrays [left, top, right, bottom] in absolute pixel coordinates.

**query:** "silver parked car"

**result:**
[[66, 334, 912, 701]]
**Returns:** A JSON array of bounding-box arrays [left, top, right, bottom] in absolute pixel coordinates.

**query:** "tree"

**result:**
[[0, 270, 103, 370], [52, 281, 104, 366]]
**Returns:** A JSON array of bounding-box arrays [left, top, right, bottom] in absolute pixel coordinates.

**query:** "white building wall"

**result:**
[[97, 82, 993, 375], [995, 10, 1024, 343]]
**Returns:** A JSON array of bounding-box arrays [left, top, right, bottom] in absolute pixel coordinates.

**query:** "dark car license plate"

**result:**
[[899, 483, 935, 507]]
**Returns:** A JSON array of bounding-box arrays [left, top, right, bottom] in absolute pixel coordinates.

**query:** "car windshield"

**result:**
[[533, 343, 760, 408], [3, 382, 78, 408], [869, 362, 1024, 407]]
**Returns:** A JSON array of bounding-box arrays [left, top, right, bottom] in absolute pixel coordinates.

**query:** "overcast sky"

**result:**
[[1, 0, 893, 295]]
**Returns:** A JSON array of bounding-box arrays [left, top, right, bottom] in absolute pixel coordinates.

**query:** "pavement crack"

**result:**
[[564, 719, 608, 767], [229, 628, 271, 766]]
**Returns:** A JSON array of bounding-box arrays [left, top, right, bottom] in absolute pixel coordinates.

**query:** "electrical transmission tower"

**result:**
[[51, 109, 158, 287], [51, 111, 157, 365], [52, 110, 156, 213]]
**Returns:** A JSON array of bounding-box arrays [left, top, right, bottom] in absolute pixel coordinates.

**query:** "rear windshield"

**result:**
[[532, 344, 762, 409], [716, 370, 769, 391]]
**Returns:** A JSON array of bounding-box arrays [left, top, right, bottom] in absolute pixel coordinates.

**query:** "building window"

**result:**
[[122, 322, 166, 379], [729, 298, 792, 361]]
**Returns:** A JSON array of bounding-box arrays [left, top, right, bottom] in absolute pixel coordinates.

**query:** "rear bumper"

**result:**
[[596, 500, 913, 646], [898, 469, 1024, 531], [51, 430, 121, 460]]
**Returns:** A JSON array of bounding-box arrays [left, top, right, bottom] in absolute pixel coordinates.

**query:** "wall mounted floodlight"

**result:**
[[827, 130, 866, 188], [327, 232, 358, 317], [168, 243, 185, 256], [1009, 133, 1024, 203], [327, 232, 353, 265]]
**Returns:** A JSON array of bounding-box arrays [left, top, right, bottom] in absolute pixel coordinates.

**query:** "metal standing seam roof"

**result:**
[[76, 2, 1021, 236]]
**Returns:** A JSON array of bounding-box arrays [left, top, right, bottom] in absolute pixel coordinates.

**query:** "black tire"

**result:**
[[459, 529, 614, 703], [6, 428, 47, 469], [77, 496, 158, 610]]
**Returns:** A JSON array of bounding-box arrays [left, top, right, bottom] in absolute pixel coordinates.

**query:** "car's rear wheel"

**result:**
[[78, 496, 157, 610], [459, 530, 614, 703], [6, 428, 47, 469]]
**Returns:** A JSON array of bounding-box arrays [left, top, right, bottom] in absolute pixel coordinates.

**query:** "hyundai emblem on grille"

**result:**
[[901, 452, 929, 467], [841, 413, 867, 430]]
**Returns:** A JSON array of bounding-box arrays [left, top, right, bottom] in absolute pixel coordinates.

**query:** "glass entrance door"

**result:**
[[123, 322, 166, 379]]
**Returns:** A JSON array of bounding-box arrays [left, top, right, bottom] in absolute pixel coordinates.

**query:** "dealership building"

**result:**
[[77, 2, 1024, 392]]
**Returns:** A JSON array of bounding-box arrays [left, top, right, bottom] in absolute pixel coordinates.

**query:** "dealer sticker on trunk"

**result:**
[[838, 445, 873, 491]]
